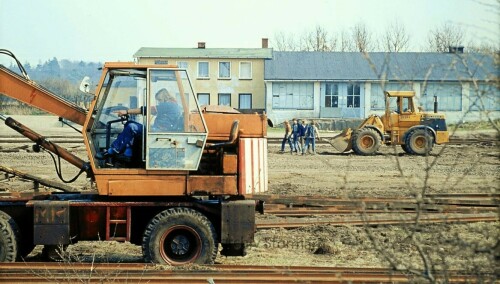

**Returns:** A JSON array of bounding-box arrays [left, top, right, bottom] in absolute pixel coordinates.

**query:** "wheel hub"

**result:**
[[361, 136, 374, 148], [171, 234, 190, 256], [160, 225, 202, 264], [415, 137, 425, 148]]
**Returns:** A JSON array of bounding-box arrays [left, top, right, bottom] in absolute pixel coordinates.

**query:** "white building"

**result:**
[[265, 51, 499, 126]]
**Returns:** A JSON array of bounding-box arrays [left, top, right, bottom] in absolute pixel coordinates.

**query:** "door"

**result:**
[[146, 69, 208, 170]]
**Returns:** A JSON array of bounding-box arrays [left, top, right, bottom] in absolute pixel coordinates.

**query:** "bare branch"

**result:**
[[427, 23, 467, 52], [383, 21, 410, 52]]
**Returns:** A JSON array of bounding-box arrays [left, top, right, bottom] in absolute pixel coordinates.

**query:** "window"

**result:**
[[197, 93, 210, 106], [197, 62, 209, 78], [324, 83, 339, 108], [218, 62, 231, 79], [469, 83, 499, 111], [421, 83, 462, 111], [177, 61, 188, 69], [218, 93, 231, 106], [239, 93, 252, 109], [347, 83, 361, 108], [239, 62, 252, 79], [272, 82, 314, 109]]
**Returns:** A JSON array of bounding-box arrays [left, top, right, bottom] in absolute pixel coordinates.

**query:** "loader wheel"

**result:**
[[352, 128, 381, 155], [401, 144, 411, 154], [405, 128, 434, 155], [0, 211, 19, 262], [142, 207, 217, 265]]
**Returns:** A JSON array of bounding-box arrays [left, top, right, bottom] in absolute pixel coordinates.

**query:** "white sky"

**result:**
[[0, 0, 498, 65]]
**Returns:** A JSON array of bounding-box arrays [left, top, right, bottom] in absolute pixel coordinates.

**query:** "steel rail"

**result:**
[[256, 194, 499, 217], [256, 213, 499, 229], [0, 263, 483, 283]]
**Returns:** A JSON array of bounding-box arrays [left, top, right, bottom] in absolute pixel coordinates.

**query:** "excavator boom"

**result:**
[[0, 65, 88, 126]]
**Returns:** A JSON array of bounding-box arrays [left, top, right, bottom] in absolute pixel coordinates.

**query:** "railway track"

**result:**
[[255, 193, 499, 228], [256, 213, 498, 229], [0, 262, 487, 283], [258, 193, 499, 216]]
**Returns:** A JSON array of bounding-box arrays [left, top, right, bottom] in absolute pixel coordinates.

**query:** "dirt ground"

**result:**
[[0, 116, 498, 278]]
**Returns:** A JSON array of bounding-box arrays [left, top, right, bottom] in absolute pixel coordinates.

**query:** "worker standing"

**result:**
[[298, 119, 307, 154], [279, 120, 294, 153], [291, 118, 301, 154], [303, 120, 320, 155]]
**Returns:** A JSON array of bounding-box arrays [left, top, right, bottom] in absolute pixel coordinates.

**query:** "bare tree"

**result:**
[[272, 31, 300, 51], [427, 23, 467, 52], [302, 25, 335, 52], [338, 29, 355, 52], [466, 40, 499, 53], [383, 21, 410, 52], [352, 22, 375, 52]]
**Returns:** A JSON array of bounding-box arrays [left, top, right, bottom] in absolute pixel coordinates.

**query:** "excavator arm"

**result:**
[[0, 64, 88, 126], [0, 50, 92, 182]]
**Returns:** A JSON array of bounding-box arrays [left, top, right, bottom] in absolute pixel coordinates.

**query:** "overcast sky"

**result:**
[[0, 0, 498, 65]]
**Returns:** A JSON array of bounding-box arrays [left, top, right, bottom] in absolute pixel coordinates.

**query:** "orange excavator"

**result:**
[[0, 49, 267, 264]]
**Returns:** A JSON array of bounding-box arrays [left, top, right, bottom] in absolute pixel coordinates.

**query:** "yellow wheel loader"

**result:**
[[327, 91, 449, 155]]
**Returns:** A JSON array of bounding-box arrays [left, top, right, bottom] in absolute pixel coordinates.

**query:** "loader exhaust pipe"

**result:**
[[434, 96, 438, 113]]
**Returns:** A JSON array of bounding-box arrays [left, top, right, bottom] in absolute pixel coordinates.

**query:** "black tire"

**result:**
[[0, 211, 19, 262], [401, 143, 411, 154], [352, 128, 381, 155], [405, 128, 434, 155], [142, 207, 217, 265]]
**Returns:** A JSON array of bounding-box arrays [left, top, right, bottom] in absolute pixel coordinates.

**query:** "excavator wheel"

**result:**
[[0, 210, 19, 262], [405, 128, 434, 155], [142, 207, 217, 265], [352, 128, 381, 155]]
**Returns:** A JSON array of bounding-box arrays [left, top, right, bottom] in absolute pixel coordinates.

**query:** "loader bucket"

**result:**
[[326, 128, 353, 152]]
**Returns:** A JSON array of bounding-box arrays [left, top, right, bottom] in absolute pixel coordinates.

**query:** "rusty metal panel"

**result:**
[[203, 112, 267, 141], [222, 153, 238, 174], [221, 200, 256, 244], [33, 201, 70, 245], [187, 175, 237, 195], [107, 176, 186, 196]]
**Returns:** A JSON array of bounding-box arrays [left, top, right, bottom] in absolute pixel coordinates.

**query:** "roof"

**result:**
[[265, 51, 498, 82], [134, 47, 273, 59]]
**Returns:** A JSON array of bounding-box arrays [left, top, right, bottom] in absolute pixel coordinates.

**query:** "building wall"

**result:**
[[137, 57, 266, 112], [266, 80, 499, 126]]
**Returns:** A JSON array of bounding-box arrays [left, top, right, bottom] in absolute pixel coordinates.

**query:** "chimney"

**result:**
[[262, 38, 269, 48], [198, 42, 206, 49], [448, 46, 464, 53]]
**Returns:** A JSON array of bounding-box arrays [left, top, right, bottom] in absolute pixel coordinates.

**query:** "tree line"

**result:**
[[271, 22, 498, 53]]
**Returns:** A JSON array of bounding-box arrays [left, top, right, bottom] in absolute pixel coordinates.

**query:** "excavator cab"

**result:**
[[87, 65, 207, 170]]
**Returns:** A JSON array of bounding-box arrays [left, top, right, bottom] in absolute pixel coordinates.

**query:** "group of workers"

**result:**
[[280, 118, 321, 155]]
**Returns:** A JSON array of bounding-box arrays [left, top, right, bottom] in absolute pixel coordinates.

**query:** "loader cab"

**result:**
[[383, 91, 419, 130], [86, 63, 207, 171]]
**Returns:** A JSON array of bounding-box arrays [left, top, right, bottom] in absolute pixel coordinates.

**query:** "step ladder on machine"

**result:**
[[105, 206, 131, 242]]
